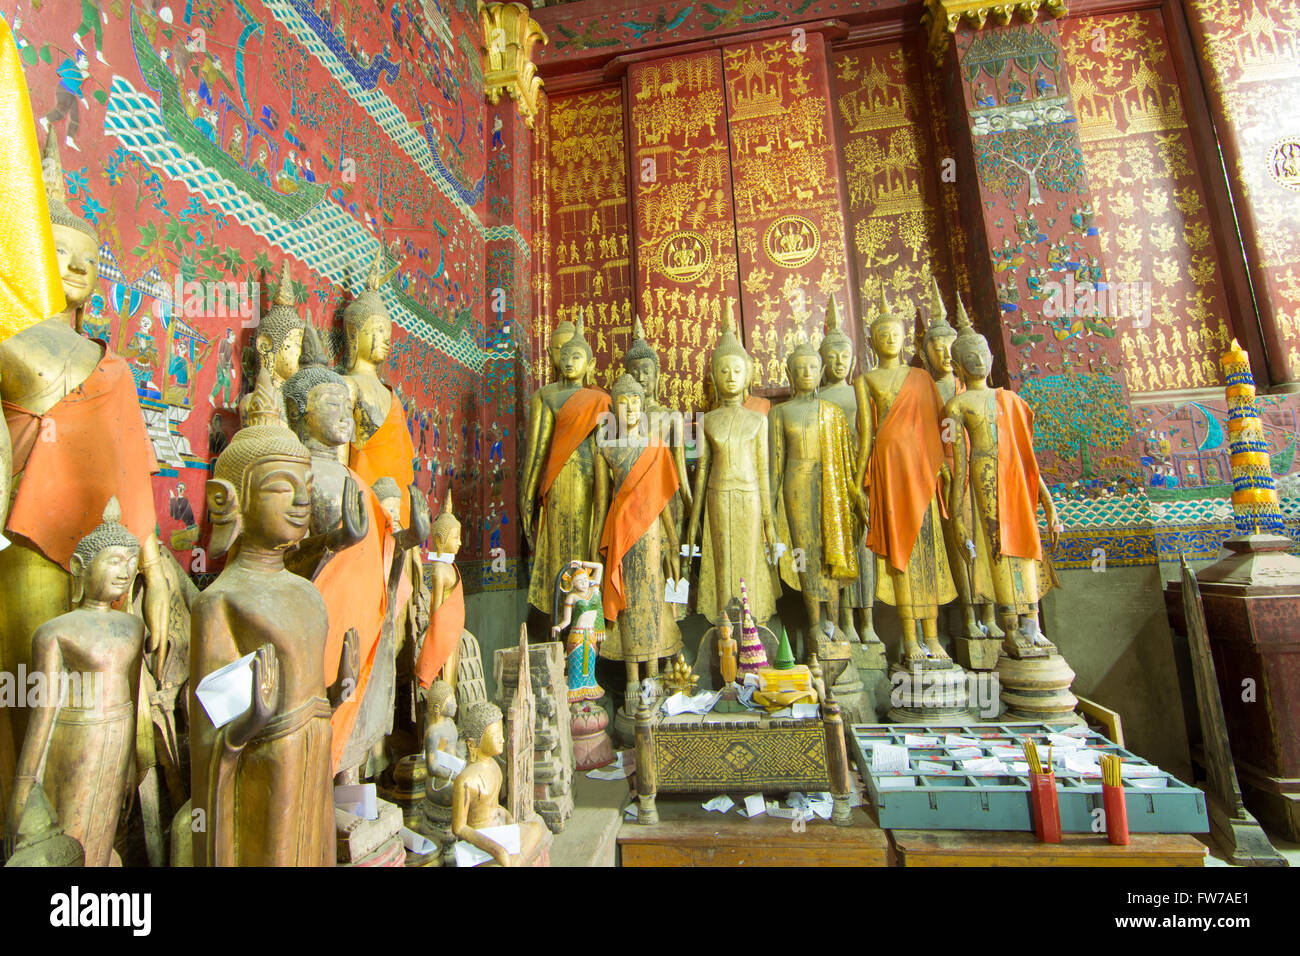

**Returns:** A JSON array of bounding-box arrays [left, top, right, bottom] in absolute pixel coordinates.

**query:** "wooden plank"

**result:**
[[891, 829, 1207, 867]]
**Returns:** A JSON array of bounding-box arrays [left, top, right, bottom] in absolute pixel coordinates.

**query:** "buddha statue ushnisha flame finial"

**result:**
[[273, 258, 295, 308]]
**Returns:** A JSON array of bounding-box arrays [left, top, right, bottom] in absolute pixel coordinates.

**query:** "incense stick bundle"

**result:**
[[1100, 753, 1122, 787], [1022, 738, 1042, 774]]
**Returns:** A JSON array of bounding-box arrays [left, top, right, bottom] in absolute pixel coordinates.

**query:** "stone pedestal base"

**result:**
[[850, 641, 889, 719], [376, 753, 428, 832], [571, 702, 616, 771], [815, 638, 871, 725], [996, 652, 1080, 723], [613, 705, 636, 750], [955, 637, 1003, 672], [885, 663, 975, 723]]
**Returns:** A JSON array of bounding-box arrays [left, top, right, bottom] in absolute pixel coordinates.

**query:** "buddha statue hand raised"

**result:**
[[226, 645, 279, 749], [330, 627, 361, 709], [326, 476, 369, 552], [394, 482, 430, 551]]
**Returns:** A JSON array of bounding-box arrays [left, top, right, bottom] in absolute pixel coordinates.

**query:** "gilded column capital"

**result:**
[[479, 1, 548, 129], [921, 0, 1068, 63]]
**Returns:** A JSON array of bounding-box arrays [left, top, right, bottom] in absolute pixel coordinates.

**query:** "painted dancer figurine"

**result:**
[[551, 561, 607, 704]]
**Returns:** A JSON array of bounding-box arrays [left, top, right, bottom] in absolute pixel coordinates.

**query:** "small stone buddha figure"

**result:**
[[770, 337, 864, 644], [239, 259, 304, 426], [451, 701, 550, 867], [192, 371, 351, 866], [592, 374, 683, 708], [687, 316, 780, 627], [421, 679, 461, 824], [519, 313, 610, 613], [918, 281, 1000, 640], [944, 307, 1061, 658], [1, 132, 171, 822], [622, 317, 692, 519], [341, 247, 416, 523], [414, 490, 466, 693], [4, 498, 144, 867], [818, 295, 880, 645], [853, 282, 956, 665]]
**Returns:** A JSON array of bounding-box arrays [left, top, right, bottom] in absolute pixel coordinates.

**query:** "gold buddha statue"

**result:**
[[341, 247, 416, 523], [375, 475, 431, 730], [918, 280, 1000, 641], [818, 296, 880, 645], [944, 306, 1060, 658], [190, 371, 347, 866], [1, 132, 172, 825], [5, 499, 144, 866], [414, 488, 467, 693], [622, 317, 692, 517], [687, 316, 780, 626], [591, 374, 683, 707], [853, 283, 956, 665], [451, 701, 549, 867], [519, 314, 609, 613], [239, 260, 304, 426], [422, 679, 461, 816], [770, 337, 864, 644]]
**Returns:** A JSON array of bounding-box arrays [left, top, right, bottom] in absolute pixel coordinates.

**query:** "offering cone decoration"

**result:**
[[736, 578, 768, 676]]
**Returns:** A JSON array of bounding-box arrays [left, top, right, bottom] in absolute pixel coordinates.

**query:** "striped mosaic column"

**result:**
[[1221, 339, 1285, 536]]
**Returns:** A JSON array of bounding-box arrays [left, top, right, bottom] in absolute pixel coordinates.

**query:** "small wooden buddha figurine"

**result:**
[[918, 280, 1000, 640], [415, 490, 466, 692], [192, 371, 353, 866], [718, 620, 738, 686], [5, 499, 144, 866], [944, 306, 1061, 658], [686, 316, 780, 627], [341, 247, 417, 523], [770, 336, 864, 643], [592, 374, 683, 710], [818, 296, 880, 645], [422, 679, 461, 822], [239, 259, 304, 426], [853, 282, 957, 665], [519, 314, 610, 613], [451, 702, 550, 867]]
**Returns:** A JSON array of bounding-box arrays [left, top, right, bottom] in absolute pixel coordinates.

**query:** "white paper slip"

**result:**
[[1010, 762, 1030, 773], [769, 707, 793, 718], [848, 788, 867, 808], [664, 578, 690, 604], [454, 823, 521, 867], [876, 776, 917, 790], [915, 759, 952, 774], [904, 734, 940, 747], [0, 531, 10, 551], [400, 827, 435, 855], [1064, 753, 1102, 776], [586, 750, 629, 780], [1060, 724, 1092, 737], [742, 672, 760, 688], [334, 783, 377, 820], [961, 757, 1006, 773], [871, 742, 910, 773], [945, 733, 979, 747], [1047, 732, 1085, 750], [766, 804, 803, 820], [663, 690, 721, 716], [949, 747, 981, 760], [195, 652, 256, 729], [432, 748, 466, 776], [623, 804, 638, 820], [792, 703, 820, 719], [1130, 776, 1169, 789], [1119, 763, 1166, 778], [736, 684, 761, 710], [991, 746, 1023, 760], [738, 793, 767, 819], [702, 795, 734, 814], [807, 793, 834, 820]]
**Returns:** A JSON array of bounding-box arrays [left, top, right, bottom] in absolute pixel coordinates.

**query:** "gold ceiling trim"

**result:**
[[922, 0, 1069, 64], [480, 2, 549, 129]]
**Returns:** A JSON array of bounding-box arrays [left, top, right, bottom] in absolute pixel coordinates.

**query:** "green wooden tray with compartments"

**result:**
[[848, 722, 1209, 833]]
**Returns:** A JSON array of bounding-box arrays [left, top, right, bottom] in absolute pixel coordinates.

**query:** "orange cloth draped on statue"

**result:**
[[744, 394, 770, 415], [3, 352, 158, 567], [995, 389, 1043, 562], [599, 441, 679, 620], [538, 387, 610, 498], [349, 387, 415, 524], [413, 567, 463, 688], [317, 477, 393, 773], [865, 368, 945, 573]]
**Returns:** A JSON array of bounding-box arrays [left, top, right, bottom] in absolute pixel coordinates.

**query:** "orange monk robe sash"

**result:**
[[599, 441, 679, 621], [744, 394, 770, 416], [538, 387, 610, 500], [316, 475, 393, 773], [995, 389, 1044, 562], [413, 568, 464, 688], [865, 368, 946, 572], [4, 353, 159, 568], [349, 387, 415, 524], [818, 402, 859, 581]]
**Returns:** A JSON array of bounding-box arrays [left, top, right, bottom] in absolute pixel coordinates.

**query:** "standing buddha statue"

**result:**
[[853, 283, 956, 665], [519, 314, 610, 613], [414, 490, 467, 692], [622, 316, 692, 522], [818, 295, 880, 645], [686, 316, 780, 626], [944, 307, 1061, 657]]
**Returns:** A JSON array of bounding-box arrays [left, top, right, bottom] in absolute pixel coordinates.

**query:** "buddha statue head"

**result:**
[[785, 335, 822, 395], [431, 488, 462, 556], [710, 314, 752, 401], [950, 295, 993, 382], [867, 281, 906, 362], [424, 678, 457, 722], [462, 701, 505, 761], [610, 373, 644, 434], [69, 496, 141, 607], [42, 130, 99, 319], [343, 247, 395, 372], [372, 476, 403, 529], [622, 316, 660, 403], [817, 295, 852, 386], [547, 317, 577, 378], [282, 356, 353, 450], [256, 261, 306, 385], [556, 310, 594, 385], [208, 370, 314, 557], [919, 276, 957, 378]]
